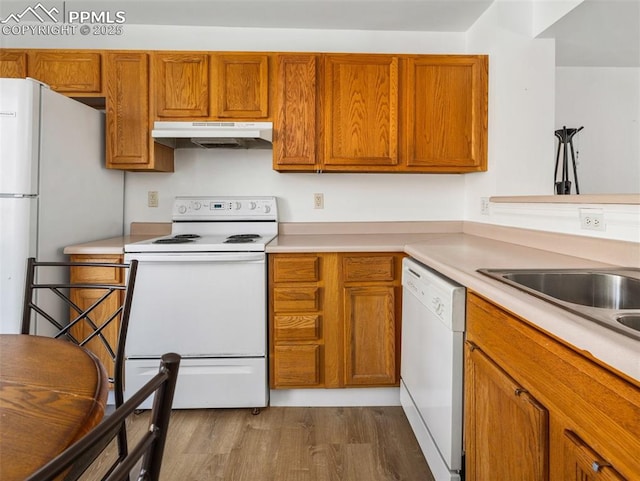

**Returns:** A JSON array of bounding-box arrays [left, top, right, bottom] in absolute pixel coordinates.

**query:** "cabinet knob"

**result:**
[[591, 461, 611, 472]]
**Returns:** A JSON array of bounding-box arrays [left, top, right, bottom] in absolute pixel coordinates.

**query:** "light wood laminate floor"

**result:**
[[82, 407, 434, 481]]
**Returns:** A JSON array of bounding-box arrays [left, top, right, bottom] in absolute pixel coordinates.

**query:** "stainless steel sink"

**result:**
[[477, 268, 640, 341]]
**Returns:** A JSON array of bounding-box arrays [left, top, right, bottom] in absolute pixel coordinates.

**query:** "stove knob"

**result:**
[[264, 205, 271, 214], [249, 201, 257, 210], [234, 202, 242, 210], [178, 205, 187, 214], [193, 201, 202, 210]]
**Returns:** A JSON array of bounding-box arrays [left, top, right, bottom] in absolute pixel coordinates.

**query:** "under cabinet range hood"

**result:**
[[151, 121, 272, 149]]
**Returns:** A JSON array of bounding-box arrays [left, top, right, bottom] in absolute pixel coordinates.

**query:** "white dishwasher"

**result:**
[[400, 258, 466, 481]]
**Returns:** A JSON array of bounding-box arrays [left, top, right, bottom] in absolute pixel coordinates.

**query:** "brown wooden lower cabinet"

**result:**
[[269, 252, 404, 389], [465, 292, 639, 480], [465, 341, 549, 481], [69, 254, 124, 383]]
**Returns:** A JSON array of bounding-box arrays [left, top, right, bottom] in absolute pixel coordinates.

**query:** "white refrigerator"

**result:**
[[0, 78, 124, 334]]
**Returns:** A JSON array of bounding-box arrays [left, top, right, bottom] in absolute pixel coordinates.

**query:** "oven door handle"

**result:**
[[125, 253, 265, 263]]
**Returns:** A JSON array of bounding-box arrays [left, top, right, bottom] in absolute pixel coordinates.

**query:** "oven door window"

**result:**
[[124, 252, 266, 358]]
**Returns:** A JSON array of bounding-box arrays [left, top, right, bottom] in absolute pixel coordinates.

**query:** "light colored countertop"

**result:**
[[65, 221, 639, 383], [404, 234, 639, 385], [269, 222, 639, 384], [63, 235, 157, 255]]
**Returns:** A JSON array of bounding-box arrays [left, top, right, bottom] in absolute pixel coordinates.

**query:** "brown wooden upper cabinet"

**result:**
[[105, 52, 174, 172], [0, 50, 27, 78], [273, 53, 488, 173], [274, 54, 318, 170], [0, 49, 102, 96], [150, 52, 270, 120], [213, 53, 270, 118], [323, 54, 399, 169], [403, 55, 488, 172], [153, 52, 210, 118]]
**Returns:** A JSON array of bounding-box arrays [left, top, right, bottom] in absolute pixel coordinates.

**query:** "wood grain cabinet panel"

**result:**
[[465, 293, 640, 480], [105, 52, 174, 172], [213, 54, 269, 118], [153, 53, 209, 118], [274, 315, 321, 341], [269, 252, 403, 390], [273, 287, 320, 312], [69, 254, 124, 382], [0, 50, 27, 78], [464, 341, 549, 481], [563, 431, 626, 481], [272, 255, 320, 282], [273, 54, 318, 170], [269, 254, 325, 389], [30, 51, 102, 94], [343, 286, 397, 385], [343, 255, 395, 282], [323, 55, 399, 167], [403, 55, 488, 172], [273, 345, 322, 387]]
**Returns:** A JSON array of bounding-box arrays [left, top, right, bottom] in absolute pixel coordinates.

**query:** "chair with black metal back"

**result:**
[[20, 256, 139, 479], [23, 352, 181, 481]]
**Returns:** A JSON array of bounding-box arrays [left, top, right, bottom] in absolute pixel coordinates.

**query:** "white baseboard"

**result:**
[[269, 387, 401, 407]]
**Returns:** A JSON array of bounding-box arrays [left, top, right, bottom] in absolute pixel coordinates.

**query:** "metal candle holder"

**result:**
[[554, 126, 584, 195]]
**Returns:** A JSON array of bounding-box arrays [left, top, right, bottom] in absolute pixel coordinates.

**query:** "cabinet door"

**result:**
[[343, 286, 397, 385], [274, 54, 318, 170], [29, 51, 102, 94], [465, 341, 549, 481], [403, 55, 488, 172], [105, 52, 150, 168], [153, 53, 209, 118], [213, 54, 269, 118], [0, 50, 27, 78], [323, 55, 399, 168], [564, 431, 626, 481], [69, 255, 124, 382]]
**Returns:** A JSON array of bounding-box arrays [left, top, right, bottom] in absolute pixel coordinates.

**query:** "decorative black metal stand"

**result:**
[[554, 126, 583, 195]]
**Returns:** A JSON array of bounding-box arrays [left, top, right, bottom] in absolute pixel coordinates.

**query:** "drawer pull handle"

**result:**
[[592, 461, 611, 472], [514, 388, 528, 396]]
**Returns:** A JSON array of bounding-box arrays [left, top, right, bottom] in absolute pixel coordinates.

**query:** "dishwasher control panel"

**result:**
[[402, 258, 466, 331]]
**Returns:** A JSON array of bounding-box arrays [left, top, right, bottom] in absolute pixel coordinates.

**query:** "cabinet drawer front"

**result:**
[[273, 256, 320, 282], [273, 287, 320, 312], [564, 430, 626, 481], [274, 315, 321, 341], [273, 345, 322, 387], [70, 255, 124, 284], [343, 255, 395, 282]]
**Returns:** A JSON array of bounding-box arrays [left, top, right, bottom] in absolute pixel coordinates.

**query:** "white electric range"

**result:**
[[123, 196, 277, 410]]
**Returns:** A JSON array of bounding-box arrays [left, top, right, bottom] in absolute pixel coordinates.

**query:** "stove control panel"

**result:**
[[172, 196, 277, 220]]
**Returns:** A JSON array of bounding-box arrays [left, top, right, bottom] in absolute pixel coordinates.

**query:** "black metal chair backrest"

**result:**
[[21, 256, 139, 477], [23, 352, 181, 481]]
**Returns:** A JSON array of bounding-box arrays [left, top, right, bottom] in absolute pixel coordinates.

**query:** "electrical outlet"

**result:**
[[148, 191, 159, 208], [579, 209, 605, 231], [313, 193, 324, 209], [480, 197, 490, 215]]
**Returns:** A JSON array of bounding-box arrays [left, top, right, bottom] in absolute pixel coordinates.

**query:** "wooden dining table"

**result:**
[[0, 334, 109, 481]]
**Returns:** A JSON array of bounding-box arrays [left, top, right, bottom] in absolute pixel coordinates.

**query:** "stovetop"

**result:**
[[126, 233, 277, 253], [125, 196, 278, 254]]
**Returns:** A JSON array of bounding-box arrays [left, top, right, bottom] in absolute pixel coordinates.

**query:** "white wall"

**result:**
[[125, 149, 466, 225], [555, 67, 640, 194], [464, 0, 558, 221], [8, 13, 636, 242]]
